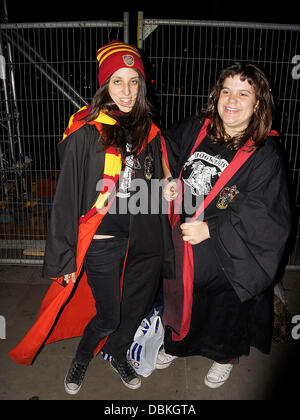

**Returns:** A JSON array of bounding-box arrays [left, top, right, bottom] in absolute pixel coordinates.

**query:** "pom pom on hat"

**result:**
[[97, 40, 145, 87]]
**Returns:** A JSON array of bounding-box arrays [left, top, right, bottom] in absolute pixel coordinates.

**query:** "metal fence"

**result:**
[[0, 14, 129, 263], [138, 12, 300, 269], [0, 11, 299, 270]]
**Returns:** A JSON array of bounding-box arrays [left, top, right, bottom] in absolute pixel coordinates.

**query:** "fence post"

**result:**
[[123, 12, 129, 44], [137, 11, 144, 49], [0, 315, 6, 339]]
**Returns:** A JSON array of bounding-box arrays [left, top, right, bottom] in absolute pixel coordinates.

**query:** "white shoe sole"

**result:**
[[156, 354, 177, 370], [204, 375, 230, 389], [156, 359, 177, 369], [64, 374, 82, 395], [110, 362, 142, 390], [204, 362, 233, 389], [156, 362, 173, 369]]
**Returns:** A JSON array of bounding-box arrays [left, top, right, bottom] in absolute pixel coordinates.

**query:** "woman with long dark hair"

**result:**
[[9, 41, 174, 395], [161, 62, 291, 388]]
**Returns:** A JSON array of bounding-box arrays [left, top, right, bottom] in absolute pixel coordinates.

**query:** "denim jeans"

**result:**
[[75, 237, 128, 365]]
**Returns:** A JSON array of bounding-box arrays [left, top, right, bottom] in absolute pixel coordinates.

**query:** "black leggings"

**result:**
[[75, 237, 128, 365]]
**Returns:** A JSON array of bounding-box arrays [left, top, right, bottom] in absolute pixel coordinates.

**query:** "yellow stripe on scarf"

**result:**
[[61, 106, 122, 212], [92, 151, 122, 210], [62, 108, 117, 141], [93, 191, 111, 210], [94, 111, 119, 126], [102, 153, 122, 177]]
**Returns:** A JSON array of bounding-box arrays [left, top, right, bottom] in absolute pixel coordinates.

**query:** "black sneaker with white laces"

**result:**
[[110, 358, 141, 389], [64, 358, 89, 395]]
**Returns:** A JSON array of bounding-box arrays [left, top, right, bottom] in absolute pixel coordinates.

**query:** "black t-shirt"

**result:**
[[180, 136, 236, 222], [95, 145, 142, 238]]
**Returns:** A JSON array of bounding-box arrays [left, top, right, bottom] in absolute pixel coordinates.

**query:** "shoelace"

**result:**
[[114, 360, 136, 380], [67, 361, 88, 384], [208, 363, 233, 379]]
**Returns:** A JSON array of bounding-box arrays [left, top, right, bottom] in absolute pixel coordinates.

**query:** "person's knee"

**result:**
[[93, 314, 120, 336]]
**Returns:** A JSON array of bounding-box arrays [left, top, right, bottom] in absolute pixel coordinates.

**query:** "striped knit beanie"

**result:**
[[97, 40, 145, 87]]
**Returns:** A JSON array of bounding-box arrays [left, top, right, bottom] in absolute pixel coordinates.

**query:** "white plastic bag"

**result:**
[[127, 312, 164, 377]]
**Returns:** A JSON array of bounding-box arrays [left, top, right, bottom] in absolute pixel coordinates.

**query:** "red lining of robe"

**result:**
[[161, 119, 279, 341], [9, 115, 159, 366]]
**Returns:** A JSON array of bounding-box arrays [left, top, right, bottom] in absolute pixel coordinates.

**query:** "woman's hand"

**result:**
[[64, 272, 76, 284], [180, 220, 210, 245], [162, 155, 178, 202], [163, 180, 178, 202]]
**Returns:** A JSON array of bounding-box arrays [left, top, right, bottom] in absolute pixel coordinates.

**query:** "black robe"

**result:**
[[162, 116, 291, 362], [43, 122, 174, 280], [9, 117, 175, 366]]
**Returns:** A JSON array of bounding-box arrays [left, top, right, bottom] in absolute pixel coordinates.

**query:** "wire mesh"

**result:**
[[0, 19, 126, 263], [0, 16, 299, 268], [141, 18, 300, 268]]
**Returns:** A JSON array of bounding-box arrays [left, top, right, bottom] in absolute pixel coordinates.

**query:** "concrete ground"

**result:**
[[0, 265, 299, 401]]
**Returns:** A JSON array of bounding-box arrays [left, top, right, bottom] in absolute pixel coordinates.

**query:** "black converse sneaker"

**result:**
[[110, 358, 141, 389], [64, 358, 89, 395]]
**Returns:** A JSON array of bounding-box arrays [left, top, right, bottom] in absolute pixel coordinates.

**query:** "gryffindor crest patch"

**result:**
[[217, 185, 239, 210]]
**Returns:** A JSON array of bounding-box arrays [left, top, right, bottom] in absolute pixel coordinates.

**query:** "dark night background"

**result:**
[[0, 1, 299, 401], [3, 1, 299, 27]]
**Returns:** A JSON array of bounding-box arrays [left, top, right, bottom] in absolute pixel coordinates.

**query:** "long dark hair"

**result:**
[[84, 70, 153, 160], [204, 62, 274, 150]]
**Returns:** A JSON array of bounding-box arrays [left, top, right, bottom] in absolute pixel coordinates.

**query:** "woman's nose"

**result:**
[[122, 82, 130, 95], [228, 93, 238, 103]]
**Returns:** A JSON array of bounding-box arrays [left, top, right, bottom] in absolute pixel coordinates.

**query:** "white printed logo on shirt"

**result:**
[[117, 144, 141, 198], [183, 152, 229, 196]]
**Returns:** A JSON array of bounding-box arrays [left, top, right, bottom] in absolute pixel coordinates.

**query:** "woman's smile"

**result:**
[[108, 67, 139, 113]]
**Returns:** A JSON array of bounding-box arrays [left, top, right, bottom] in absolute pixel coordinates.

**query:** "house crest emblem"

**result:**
[[217, 185, 240, 210], [123, 55, 134, 67]]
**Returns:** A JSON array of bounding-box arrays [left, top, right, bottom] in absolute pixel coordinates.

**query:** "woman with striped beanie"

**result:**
[[9, 40, 175, 395]]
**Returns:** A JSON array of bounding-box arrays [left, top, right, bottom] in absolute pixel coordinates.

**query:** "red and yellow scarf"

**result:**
[[8, 107, 160, 366], [61, 106, 123, 222], [62, 105, 159, 223]]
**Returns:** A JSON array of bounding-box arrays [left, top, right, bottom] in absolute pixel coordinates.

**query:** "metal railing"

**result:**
[[0, 10, 299, 269], [0, 14, 129, 263], [138, 12, 300, 269]]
